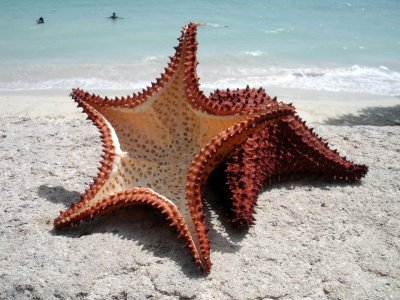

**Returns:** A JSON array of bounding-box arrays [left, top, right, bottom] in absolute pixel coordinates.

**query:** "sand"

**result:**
[[1, 88, 399, 124], [0, 89, 399, 299]]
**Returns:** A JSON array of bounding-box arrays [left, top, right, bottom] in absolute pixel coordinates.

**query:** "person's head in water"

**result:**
[[108, 12, 123, 20], [36, 17, 44, 24]]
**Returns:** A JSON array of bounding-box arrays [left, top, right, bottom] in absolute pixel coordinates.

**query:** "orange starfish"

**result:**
[[54, 23, 295, 272], [55, 23, 368, 272]]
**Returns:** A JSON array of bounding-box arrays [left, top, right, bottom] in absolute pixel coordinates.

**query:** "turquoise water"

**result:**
[[1, 0, 399, 95]]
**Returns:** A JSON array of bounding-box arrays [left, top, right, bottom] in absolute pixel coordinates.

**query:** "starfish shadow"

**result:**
[[323, 105, 400, 126], [207, 168, 366, 220], [203, 171, 367, 255], [261, 178, 365, 195], [38, 185, 80, 206], [203, 184, 248, 252]]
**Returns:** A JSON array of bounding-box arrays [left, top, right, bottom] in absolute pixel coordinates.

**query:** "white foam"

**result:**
[[0, 78, 149, 91], [243, 50, 263, 57], [200, 65, 400, 96], [205, 22, 227, 28], [143, 55, 164, 62], [264, 28, 291, 34], [1, 63, 399, 96]]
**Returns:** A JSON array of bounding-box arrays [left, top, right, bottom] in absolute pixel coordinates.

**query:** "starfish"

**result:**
[[54, 23, 295, 272], [208, 88, 368, 227], [54, 23, 368, 272]]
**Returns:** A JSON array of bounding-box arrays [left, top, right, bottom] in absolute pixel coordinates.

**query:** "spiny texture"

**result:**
[[54, 23, 367, 272], [54, 23, 295, 272], [212, 110, 367, 227]]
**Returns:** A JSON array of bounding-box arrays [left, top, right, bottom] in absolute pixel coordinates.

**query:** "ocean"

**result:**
[[0, 0, 399, 96]]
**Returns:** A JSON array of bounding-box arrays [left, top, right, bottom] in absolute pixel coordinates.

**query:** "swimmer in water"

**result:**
[[108, 12, 123, 20], [36, 17, 44, 24]]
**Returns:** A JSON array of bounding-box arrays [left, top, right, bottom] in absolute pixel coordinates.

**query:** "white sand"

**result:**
[[0, 89, 399, 299]]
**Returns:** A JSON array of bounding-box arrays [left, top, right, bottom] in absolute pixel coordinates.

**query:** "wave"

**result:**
[[263, 28, 292, 34], [243, 50, 263, 57], [0, 63, 399, 96], [200, 65, 400, 96], [0, 78, 149, 91], [142, 55, 165, 62], [204, 22, 228, 28]]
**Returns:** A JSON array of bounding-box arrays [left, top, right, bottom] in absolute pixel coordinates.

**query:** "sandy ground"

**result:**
[[0, 90, 399, 299]]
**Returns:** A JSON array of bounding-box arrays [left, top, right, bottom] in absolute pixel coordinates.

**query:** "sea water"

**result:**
[[0, 0, 399, 96]]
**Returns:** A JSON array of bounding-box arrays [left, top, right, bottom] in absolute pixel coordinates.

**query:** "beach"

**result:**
[[0, 89, 399, 299], [1, 0, 400, 298]]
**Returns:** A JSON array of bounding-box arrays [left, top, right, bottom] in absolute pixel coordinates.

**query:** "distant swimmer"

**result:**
[[36, 17, 44, 24], [108, 12, 123, 20]]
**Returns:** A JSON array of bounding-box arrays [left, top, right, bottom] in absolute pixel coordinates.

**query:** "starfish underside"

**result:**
[[54, 23, 367, 272]]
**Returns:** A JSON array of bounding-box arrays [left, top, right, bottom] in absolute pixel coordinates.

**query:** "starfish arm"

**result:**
[[54, 188, 207, 270], [183, 24, 280, 115], [185, 104, 295, 271], [68, 97, 117, 207], [281, 115, 368, 180], [225, 137, 267, 227], [202, 87, 280, 227], [206, 88, 368, 228], [222, 114, 368, 227], [69, 31, 184, 108], [70, 23, 270, 116], [208, 86, 277, 111]]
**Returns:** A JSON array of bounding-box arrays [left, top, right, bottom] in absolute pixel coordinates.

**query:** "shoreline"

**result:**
[[1, 87, 399, 124]]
